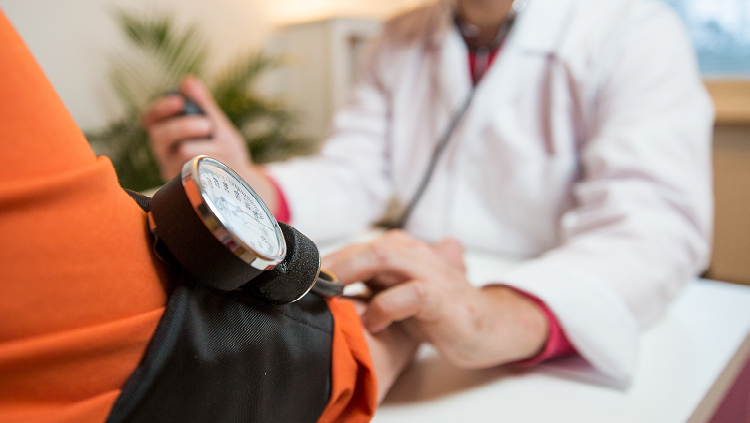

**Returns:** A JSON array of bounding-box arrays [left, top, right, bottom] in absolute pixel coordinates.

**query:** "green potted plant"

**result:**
[[87, 10, 317, 192]]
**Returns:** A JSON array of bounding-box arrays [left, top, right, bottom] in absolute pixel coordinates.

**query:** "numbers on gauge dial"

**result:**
[[198, 164, 280, 257]]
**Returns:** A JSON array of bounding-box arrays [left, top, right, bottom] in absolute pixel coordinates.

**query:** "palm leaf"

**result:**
[[86, 9, 318, 191]]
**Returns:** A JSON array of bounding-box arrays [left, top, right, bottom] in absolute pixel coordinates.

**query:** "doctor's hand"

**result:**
[[141, 76, 279, 212], [323, 231, 550, 369]]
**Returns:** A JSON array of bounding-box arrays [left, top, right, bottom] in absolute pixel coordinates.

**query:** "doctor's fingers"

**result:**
[[141, 94, 185, 128], [361, 281, 442, 333], [154, 138, 215, 181], [141, 77, 227, 131], [179, 76, 227, 122], [431, 238, 466, 273], [174, 140, 230, 162], [148, 116, 212, 171], [325, 234, 452, 287], [148, 116, 213, 157], [322, 242, 409, 287]]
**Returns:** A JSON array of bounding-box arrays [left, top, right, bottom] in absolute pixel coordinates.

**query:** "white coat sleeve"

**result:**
[[265, 38, 394, 243], [497, 6, 714, 383]]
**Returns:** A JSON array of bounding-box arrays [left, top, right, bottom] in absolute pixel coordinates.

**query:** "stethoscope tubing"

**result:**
[[391, 10, 519, 229]]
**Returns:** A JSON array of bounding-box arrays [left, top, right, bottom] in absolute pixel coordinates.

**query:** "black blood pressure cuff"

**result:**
[[108, 191, 333, 423], [106, 278, 333, 423]]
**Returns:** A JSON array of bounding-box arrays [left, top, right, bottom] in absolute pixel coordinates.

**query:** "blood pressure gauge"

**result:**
[[189, 156, 286, 269], [148, 155, 342, 303]]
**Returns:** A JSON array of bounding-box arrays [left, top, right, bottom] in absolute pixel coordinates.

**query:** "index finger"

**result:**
[[323, 235, 446, 287], [141, 95, 185, 128]]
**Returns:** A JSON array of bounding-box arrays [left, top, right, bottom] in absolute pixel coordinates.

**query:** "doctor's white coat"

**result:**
[[267, 0, 714, 384]]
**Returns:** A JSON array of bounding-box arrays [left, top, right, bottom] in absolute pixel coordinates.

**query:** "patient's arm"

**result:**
[[0, 12, 385, 422], [348, 299, 419, 402], [323, 237, 465, 403]]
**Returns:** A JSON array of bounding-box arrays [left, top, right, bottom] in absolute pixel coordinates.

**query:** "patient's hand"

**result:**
[[324, 231, 549, 370], [351, 300, 418, 403]]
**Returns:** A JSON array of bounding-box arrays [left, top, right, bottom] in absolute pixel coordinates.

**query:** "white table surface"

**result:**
[[368, 251, 750, 423]]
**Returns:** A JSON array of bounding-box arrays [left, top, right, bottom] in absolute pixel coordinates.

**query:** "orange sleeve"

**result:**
[[0, 10, 168, 423], [318, 299, 378, 423], [0, 11, 377, 423]]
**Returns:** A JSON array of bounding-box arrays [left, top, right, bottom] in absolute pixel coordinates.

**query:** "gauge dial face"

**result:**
[[197, 160, 283, 259]]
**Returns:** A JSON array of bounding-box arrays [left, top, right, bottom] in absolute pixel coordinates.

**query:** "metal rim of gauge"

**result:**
[[181, 155, 287, 271]]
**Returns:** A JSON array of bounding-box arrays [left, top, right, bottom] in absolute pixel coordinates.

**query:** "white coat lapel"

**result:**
[[436, 26, 472, 115], [458, 0, 581, 140], [433, 0, 577, 119]]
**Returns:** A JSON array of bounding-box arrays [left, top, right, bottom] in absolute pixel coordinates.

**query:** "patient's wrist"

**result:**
[[356, 304, 419, 403]]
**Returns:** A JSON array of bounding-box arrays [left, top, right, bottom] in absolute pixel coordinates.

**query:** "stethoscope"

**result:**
[[389, 0, 528, 229]]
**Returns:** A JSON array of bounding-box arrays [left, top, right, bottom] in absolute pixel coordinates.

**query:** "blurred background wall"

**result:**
[[0, 0, 748, 284], [0, 0, 267, 130], [0, 0, 428, 130]]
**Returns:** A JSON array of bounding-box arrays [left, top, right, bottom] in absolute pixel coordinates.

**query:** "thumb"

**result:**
[[179, 76, 225, 120], [362, 282, 428, 333]]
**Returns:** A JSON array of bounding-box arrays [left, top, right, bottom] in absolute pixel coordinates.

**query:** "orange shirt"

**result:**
[[0, 11, 375, 423]]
